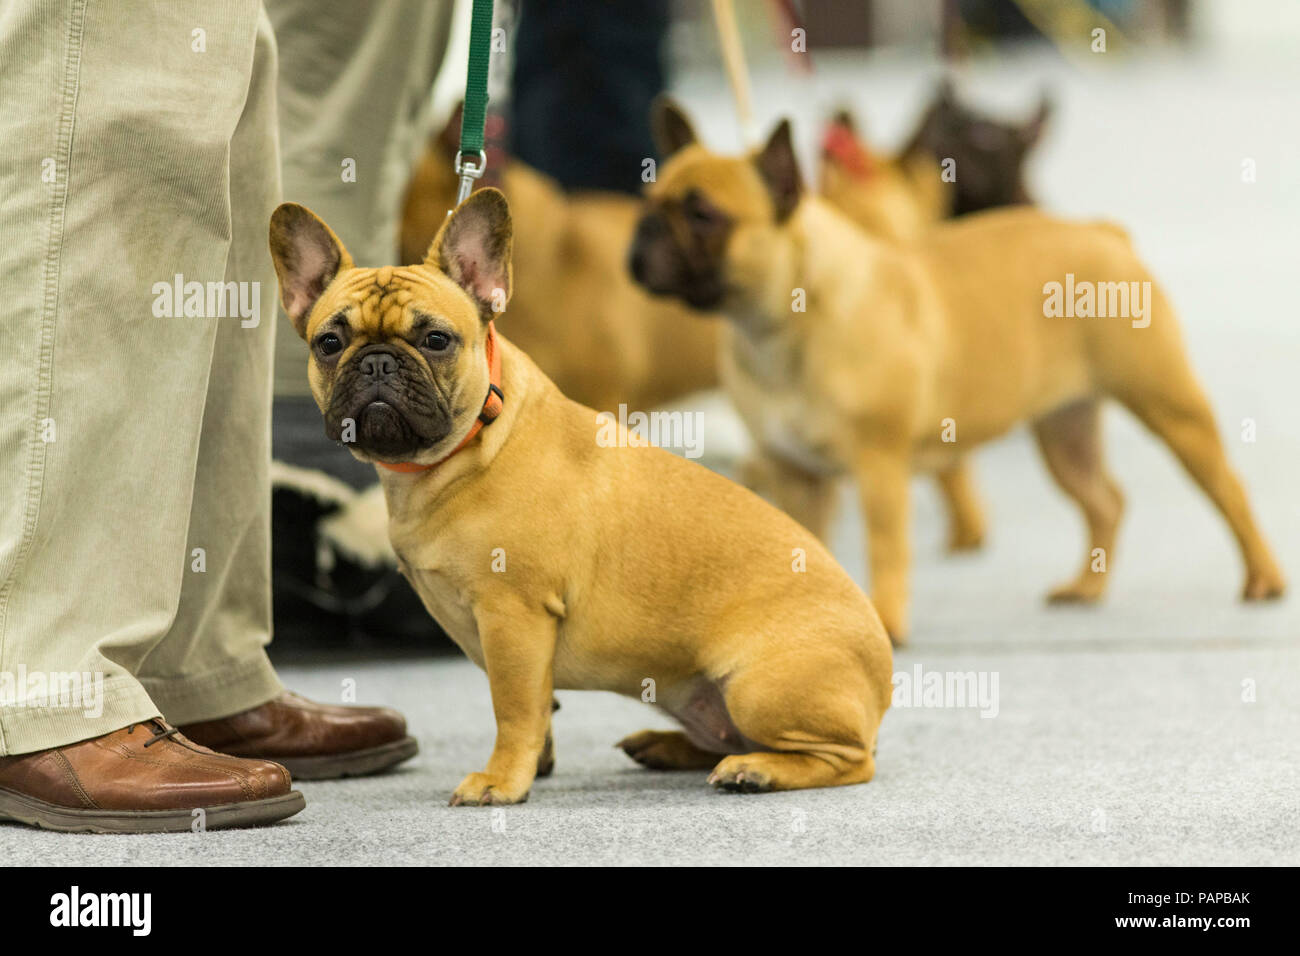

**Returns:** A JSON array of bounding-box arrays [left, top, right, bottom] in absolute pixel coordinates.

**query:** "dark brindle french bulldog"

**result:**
[[901, 78, 1052, 217]]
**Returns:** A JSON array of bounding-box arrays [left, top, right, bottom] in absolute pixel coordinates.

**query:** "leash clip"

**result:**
[[455, 149, 488, 206]]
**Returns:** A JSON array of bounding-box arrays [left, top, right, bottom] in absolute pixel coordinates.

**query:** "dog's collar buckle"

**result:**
[[480, 382, 504, 425]]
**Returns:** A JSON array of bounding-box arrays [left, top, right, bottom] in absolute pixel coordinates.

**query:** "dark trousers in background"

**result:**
[[510, 0, 669, 195]]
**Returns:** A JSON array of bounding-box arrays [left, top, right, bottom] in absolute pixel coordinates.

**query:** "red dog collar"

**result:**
[[822, 122, 875, 181], [377, 321, 504, 474]]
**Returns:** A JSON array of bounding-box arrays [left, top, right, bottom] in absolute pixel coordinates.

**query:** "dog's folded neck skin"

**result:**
[[377, 344, 532, 510], [727, 195, 891, 395], [738, 196, 883, 338]]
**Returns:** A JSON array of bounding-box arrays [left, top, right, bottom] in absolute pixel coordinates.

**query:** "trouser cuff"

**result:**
[[138, 650, 284, 725]]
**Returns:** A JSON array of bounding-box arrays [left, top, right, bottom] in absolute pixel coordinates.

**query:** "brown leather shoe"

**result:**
[[0, 720, 305, 833], [179, 691, 417, 780]]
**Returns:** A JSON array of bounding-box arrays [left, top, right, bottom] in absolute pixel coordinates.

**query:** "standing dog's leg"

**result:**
[[450, 604, 557, 806], [740, 452, 839, 543], [1117, 385, 1285, 600], [854, 445, 912, 644], [935, 457, 986, 552], [1034, 399, 1125, 603], [1091, 285, 1285, 600]]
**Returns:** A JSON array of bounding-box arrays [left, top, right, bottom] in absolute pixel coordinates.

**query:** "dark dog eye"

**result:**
[[688, 206, 714, 226], [686, 201, 719, 229], [682, 192, 726, 235], [316, 333, 342, 356], [424, 331, 452, 351]]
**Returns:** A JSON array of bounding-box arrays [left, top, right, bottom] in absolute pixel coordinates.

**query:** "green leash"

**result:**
[[455, 0, 495, 205]]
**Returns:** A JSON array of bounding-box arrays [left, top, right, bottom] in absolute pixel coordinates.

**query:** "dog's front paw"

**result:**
[[449, 772, 530, 807], [1046, 574, 1107, 604]]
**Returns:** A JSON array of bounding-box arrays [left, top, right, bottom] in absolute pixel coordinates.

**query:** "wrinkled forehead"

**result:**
[[308, 265, 476, 339], [648, 145, 771, 219]]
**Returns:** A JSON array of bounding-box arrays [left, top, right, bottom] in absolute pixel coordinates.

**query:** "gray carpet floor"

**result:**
[[5, 48, 1298, 866]]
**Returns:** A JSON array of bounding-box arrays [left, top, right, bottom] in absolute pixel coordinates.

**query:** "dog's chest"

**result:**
[[723, 334, 842, 475], [398, 559, 484, 666], [755, 397, 842, 475]]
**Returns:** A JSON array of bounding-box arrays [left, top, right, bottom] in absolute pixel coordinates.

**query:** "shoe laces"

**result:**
[[126, 719, 181, 748]]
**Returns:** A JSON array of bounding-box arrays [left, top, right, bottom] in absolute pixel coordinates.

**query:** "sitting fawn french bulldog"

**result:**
[[268, 190, 893, 803], [628, 100, 1285, 643]]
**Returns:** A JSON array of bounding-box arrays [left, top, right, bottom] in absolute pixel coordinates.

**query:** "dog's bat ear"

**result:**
[[651, 96, 698, 159], [755, 118, 803, 223], [901, 79, 951, 158], [830, 107, 858, 134], [428, 187, 513, 319], [1019, 91, 1053, 147], [268, 203, 353, 338]]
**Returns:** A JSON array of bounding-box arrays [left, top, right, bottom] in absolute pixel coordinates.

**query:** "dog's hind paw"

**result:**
[[617, 730, 719, 771], [707, 757, 773, 794], [1243, 567, 1286, 601]]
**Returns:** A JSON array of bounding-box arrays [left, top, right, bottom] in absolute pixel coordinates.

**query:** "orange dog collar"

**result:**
[[376, 321, 504, 474]]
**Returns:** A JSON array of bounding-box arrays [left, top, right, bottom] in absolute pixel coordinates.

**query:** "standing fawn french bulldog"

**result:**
[[628, 100, 1285, 643], [268, 189, 893, 803]]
